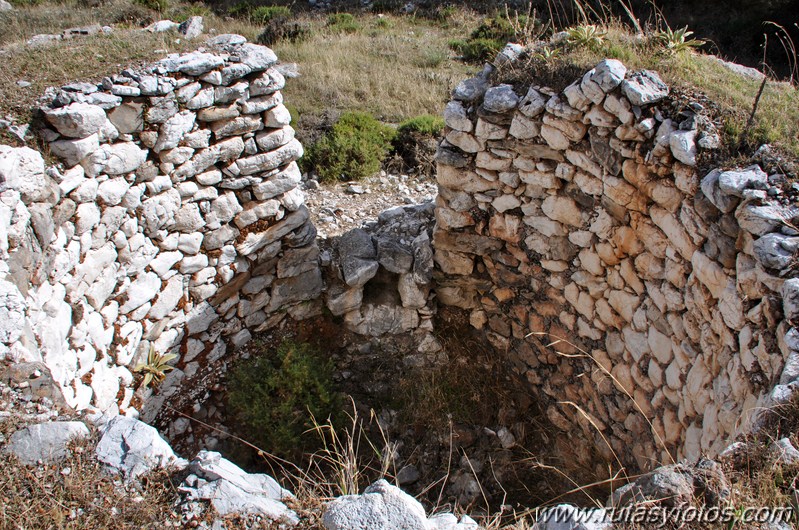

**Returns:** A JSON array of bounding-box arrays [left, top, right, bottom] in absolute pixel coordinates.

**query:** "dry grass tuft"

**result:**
[[0, 435, 181, 529], [271, 14, 474, 123]]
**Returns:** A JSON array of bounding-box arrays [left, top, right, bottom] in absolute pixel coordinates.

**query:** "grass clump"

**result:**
[[227, 339, 341, 458], [304, 111, 396, 182], [250, 4, 290, 24], [327, 12, 360, 34], [450, 11, 543, 63]]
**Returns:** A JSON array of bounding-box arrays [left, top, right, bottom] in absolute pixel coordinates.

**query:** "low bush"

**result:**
[[449, 37, 502, 63], [393, 114, 444, 175], [451, 12, 543, 63], [227, 339, 341, 458], [304, 111, 396, 182], [257, 17, 310, 45], [133, 0, 168, 13], [250, 4, 290, 24], [327, 12, 360, 34], [396, 114, 444, 137]]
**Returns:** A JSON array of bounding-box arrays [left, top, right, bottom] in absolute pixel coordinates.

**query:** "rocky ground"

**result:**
[[302, 171, 438, 239]]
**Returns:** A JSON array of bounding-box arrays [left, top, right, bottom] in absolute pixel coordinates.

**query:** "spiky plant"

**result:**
[[134, 345, 177, 387], [655, 25, 705, 54], [566, 24, 606, 50]]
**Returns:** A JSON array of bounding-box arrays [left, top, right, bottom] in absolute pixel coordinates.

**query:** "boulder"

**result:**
[[43, 102, 107, 138], [178, 16, 203, 39], [0, 145, 49, 202], [621, 70, 669, 106], [338, 228, 378, 288], [6, 421, 89, 465], [95, 415, 187, 480], [323, 479, 428, 530]]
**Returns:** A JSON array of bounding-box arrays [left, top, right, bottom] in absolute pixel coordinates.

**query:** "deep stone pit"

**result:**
[[2, 37, 798, 515]]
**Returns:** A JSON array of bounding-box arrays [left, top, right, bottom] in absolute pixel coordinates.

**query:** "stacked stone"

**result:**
[[435, 58, 798, 478], [324, 203, 442, 363], [0, 35, 320, 420]]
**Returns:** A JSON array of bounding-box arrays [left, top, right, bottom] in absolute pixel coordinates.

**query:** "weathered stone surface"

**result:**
[[323, 479, 428, 530], [82, 142, 147, 176], [96, 416, 187, 480], [43, 103, 106, 138], [49, 134, 99, 167], [701, 169, 739, 213], [621, 70, 669, 106], [718, 165, 769, 197], [533, 504, 612, 530], [482, 84, 519, 113], [0, 145, 49, 202], [178, 16, 203, 38], [180, 450, 298, 523], [339, 228, 378, 288], [6, 422, 90, 465]]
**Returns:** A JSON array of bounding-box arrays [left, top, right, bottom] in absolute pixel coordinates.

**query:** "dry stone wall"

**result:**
[[0, 36, 321, 422], [434, 58, 799, 478]]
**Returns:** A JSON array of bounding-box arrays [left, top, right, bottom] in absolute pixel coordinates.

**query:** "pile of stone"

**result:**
[[435, 56, 799, 479], [325, 203, 441, 362], [0, 36, 320, 424]]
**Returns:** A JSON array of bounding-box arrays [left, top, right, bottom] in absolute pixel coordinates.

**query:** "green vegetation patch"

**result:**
[[327, 12, 360, 34], [227, 339, 341, 458], [304, 111, 396, 182]]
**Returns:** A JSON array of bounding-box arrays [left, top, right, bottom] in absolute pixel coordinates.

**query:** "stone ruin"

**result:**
[[1, 35, 799, 518]]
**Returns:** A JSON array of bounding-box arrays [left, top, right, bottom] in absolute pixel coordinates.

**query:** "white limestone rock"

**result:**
[[49, 134, 100, 167], [718, 165, 769, 197], [178, 16, 203, 39], [43, 103, 107, 138], [323, 479, 428, 530], [82, 142, 147, 177], [0, 280, 26, 345], [669, 130, 697, 166], [6, 421, 90, 465], [0, 145, 49, 202], [95, 415, 187, 480], [621, 70, 669, 106]]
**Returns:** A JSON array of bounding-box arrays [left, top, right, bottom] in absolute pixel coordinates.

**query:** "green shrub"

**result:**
[[227, 1, 252, 18], [227, 340, 341, 457], [250, 5, 290, 24], [450, 37, 503, 63], [375, 16, 393, 29], [256, 16, 310, 45], [327, 12, 360, 33], [397, 114, 445, 137], [134, 0, 168, 13], [393, 115, 444, 176], [304, 111, 396, 182]]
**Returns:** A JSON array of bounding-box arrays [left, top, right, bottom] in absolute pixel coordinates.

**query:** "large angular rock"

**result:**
[[95, 415, 187, 480], [6, 421, 90, 465], [82, 142, 147, 176], [591, 59, 626, 92], [700, 169, 739, 213], [482, 84, 519, 113], [323, 479, 428, 530], [718, 165, 769, 197], [0, 145, 49, 202], [178, 16, 203, 39], [181, 450, 295, 522], [43, 102, 107, 138], [49, 134, 100, 167], [338, 228, 378, 288], [621, 70, 669, 106], [753, 233, 799, 270]]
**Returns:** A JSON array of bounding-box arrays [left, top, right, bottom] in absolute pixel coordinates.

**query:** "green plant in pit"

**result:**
[[304, 111, 396, 182], [566, 24, 606, 50], [134, 345, 177, 387], [327, 13, 360, 34], [655, 25, 705, 54], [227, 339, 341, 457]]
